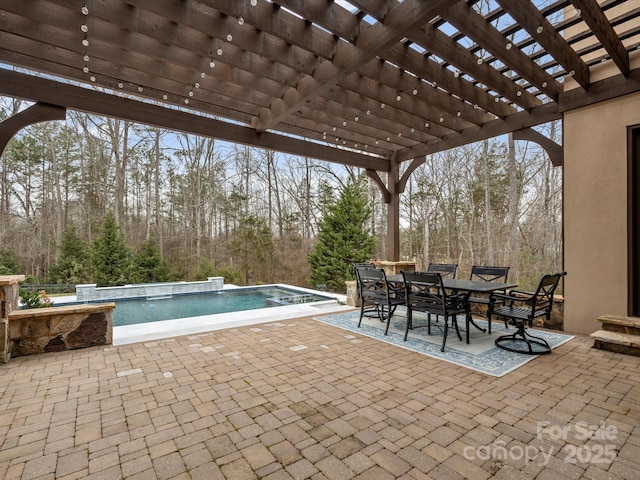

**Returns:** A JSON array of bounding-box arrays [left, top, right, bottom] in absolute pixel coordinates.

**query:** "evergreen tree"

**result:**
[[307, 177, 375, 291], [91, 211, 131, 286], [0, 249, 20, 275], [48, 227, 90, 284], [227, 215, 275, 284], [193, 258, 215, 281], [131, 237, 169, 283]]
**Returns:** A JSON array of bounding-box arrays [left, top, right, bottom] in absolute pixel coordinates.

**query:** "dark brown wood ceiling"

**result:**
[[1, 0, 639, 170]]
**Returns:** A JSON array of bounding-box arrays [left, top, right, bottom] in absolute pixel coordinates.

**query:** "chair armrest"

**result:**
[[489, 290, 535, 307], [446, 291, 470, 308], [385, 281, 404, 296], [507, 289, 536, 298], [386, 280, 403, 291], [448, 291, 469, 300], [490, 290, 534, 300]]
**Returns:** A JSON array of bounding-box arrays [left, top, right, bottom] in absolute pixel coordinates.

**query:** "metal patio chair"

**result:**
[[425, 263, 459, 324], [357, 268, 404, 332], [427, 263, 458, 279], [468, 265, 510, 332], [353, 262, 378, 317], [401, 270, 472, 352], [489, 272, 567, 354]]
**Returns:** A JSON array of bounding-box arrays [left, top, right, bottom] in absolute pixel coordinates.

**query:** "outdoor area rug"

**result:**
[[313, 309, 574, 377]]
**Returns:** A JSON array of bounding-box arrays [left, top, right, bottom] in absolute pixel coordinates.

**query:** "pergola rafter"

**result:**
[[570, 0, 630, 76], [495, 0, 591, 89], [1, 0, 639, 165]]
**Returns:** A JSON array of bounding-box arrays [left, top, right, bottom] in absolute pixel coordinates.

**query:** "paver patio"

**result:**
[[1, 313, 639, 479]]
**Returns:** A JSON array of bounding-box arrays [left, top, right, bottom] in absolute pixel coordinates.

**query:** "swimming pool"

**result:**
[[50, 283, 352, 345], [111, 286, 331, 326]]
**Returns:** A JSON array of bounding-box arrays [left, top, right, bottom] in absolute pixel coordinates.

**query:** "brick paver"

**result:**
[[1, 314, 640, 479]]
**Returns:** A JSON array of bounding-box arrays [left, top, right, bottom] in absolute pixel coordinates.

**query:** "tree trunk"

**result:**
[[108, 118, 124, 224], [305, 158, 312, 238], [483, 139, 494, 265], [153, 128, 163, 256], [422, 212, 430, 269], [507, 133, 519, 280]]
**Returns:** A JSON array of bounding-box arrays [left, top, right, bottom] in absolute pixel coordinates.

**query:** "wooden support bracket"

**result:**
[[0, 102, 66, 156], [513, 127, 563, 167]]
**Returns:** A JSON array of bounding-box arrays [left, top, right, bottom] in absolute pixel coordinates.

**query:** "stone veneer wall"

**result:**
[[0, 275, 24, 363], [6, 303, 115, 360]]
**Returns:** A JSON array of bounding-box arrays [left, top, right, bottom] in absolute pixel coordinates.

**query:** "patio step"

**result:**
[[598, 314, 640, 335], [592, 315, 640, 356]]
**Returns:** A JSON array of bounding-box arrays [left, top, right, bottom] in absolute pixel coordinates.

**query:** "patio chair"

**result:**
[[426, 263, 458, 324], [427, 263, 458, 279], [489, 272, 567, 354], [353, 262, 376, 273], [357, 268, 404, 332], [401, 270, 471, 352], [353, 262, 378, 316], [468, 265, 510, 332]]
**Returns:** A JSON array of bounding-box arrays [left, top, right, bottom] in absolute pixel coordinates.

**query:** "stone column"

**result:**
[[0, 275, 25, 363], [377, 261, 419, 276], [345, 280, 360, 307]]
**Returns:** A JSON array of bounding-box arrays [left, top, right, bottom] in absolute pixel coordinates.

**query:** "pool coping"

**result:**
[[113, 300, 353, 345]]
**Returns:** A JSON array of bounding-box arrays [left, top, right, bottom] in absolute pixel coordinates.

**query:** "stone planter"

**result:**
[[5, 303, 115, 361]]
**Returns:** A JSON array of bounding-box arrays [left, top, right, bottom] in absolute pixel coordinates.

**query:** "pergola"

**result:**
[[1, 0, 639, 261]]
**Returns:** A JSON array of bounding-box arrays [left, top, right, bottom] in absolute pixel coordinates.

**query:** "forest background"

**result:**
[[0, 96, 562, 293]]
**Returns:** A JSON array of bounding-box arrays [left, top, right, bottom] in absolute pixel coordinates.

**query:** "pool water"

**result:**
[[111, 286, 331, 327]]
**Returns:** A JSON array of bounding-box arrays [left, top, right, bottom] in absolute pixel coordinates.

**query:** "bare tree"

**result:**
[[506, 133, 520, 280]]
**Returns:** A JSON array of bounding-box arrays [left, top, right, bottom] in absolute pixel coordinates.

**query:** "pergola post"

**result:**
[[367, 155, 426, 262], [387, 160, 401, 262]]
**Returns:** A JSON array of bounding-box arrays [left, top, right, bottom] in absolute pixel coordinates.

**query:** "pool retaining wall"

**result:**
[[76, 277, 224, 302], [5, 303, 115, 361]]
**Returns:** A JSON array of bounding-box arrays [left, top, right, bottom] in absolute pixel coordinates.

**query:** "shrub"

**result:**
[[20, 289, 54, 309]]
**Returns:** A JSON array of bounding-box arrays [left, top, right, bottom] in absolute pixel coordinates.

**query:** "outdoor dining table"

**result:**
[[386, 274, 518, 335]]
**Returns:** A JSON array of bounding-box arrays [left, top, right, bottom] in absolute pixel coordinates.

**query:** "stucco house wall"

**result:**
[[563, 91, 640, 334]]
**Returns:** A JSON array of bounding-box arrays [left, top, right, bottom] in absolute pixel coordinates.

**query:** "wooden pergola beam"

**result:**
[[348, 0, 515, 119], [411, 20, 540, 111], [570, 0, 630, 76], [1, 0, 639, 180], [254, 0, 454, 132], [0, 69, 388, 171], [442, 1, 562, 101], [495, 0, 591, 90], [397, 102, 561, 161], [384, 45, 514, 119], [559, 66, 640, 113], [397, 66, 640, 162]]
